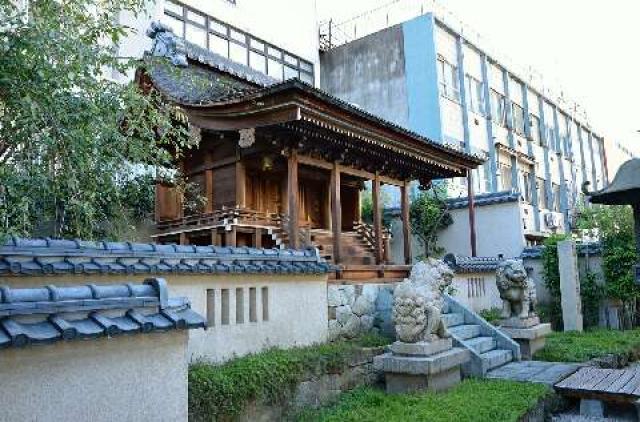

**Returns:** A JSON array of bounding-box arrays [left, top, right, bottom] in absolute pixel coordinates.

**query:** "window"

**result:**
[[261, 287, 269, 321], [498, 163, 512, 191], [529, 114, 541, 145], [512, 103, 525, 136], [437, 57, 460, 101], [162, 1, 314, 82], [552, 183, 561, 212], [221, 289, 230, 325], [519, 170, 531, 203], [537, 178, 547, 209], [490, 90, 507, 126], [235, 288, 244, 324], [465, 75, 486, 115], [206, 289, 215, 327]]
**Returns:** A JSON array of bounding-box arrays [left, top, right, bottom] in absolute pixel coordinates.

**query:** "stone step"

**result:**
[[481, 349, 513, 370], [441, 312, 464, 328], [466, 336, 497, 354], [449, 324, 481, 340]]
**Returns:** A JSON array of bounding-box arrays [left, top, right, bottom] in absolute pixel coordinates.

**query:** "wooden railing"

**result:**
[[353, 221, 392, 263], [156, 207, 283, 232]]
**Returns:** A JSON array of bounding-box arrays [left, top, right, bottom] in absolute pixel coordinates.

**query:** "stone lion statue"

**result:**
[[392, 258, 453, 343], [496, 259, 537, 319], [146, 21, 188, 67]]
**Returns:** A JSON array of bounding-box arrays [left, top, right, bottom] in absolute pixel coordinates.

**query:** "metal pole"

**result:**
[[468, 170, 477, 257]]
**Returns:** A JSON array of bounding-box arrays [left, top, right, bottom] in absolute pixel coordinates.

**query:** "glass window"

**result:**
[[437, 58, 460, 101], [185, 23, 207, 48], [164, 0, 183, 15], [467, 75, 486, 115], [490, 90, 506, 126], [186, 10, 206, 26], [250, 38, 264, 51], [209, 34, 228, 57], [537, 178, 547, 209], [162, 14, 184, 37], [229, 28, 245, 43], [267, 46, 282, 58], [513, 103, 525, 135], [268, 59, 283, 80], [552, 183, 561, 212], [249, 51, 266, 73], [300, 72, 314, 84], [229, 42, 247, 66], [284, 54, 297, 66], [520, 171, 531, 202], [499, 163, 512, 191], [284, 66, 299, 80], [529, 114, 541, 144], [300, 60, 313, 73], [209, 19, 226, 35]]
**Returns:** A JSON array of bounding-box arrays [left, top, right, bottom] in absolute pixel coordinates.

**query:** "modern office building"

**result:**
[[320, 9, 610, 257]]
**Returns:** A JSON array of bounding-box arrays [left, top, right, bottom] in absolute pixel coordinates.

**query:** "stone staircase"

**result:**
[[441, 295, 521, 377]]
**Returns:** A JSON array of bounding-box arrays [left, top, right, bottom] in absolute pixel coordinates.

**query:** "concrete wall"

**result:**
[[1, 273, 329, 363], [0, 332, 188, 422], [320, 24, 410, 129]]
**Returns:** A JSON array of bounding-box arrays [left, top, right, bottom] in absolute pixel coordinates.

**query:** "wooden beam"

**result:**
[[401, 180, 412, 265], [331, 161, 342, 264], [373, 172, 383, 264], [288, 149, 300, 249], [210, 229, 218, 246], [235, 159, 246, 208], [468, 171, 477, 257], [227, 226, 237, 248], [297, 154, 405, 186], [179, 232, 189, 246], [253, 227, 263, 249]]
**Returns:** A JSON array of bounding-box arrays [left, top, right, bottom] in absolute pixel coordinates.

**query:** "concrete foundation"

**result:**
[[501, 323, 552, 360], [374, 343, 469, 394]]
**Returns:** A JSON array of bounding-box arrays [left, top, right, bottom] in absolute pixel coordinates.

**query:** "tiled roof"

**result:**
[[0, 237, 332, 277], [443, 253, 503, 274], [446, 191, 520, 210], [520, 242, 602, 259], [0, 278, 205, 349], [142, 42, 485, 167]]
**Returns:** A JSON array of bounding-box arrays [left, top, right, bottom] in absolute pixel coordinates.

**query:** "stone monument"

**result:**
[[496, 259, 551, 359], [374, 259, 469, 393], [558, 240, 584, 332]]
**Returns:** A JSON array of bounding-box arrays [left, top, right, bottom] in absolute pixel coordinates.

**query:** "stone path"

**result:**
[[486, 360, 582, 386]]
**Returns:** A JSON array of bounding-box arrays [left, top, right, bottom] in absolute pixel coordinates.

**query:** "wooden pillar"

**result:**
[[210, 229, 218, 246], [467, 170, 478, 257], [179, 232, 189, 246], [154, 181, 162, 222], [401, 180, 412, 265], [633, 203, 640, 255], [373, 172, 383, 264], [253, 227, 263, 249], [227, 226, 237, 247], [235, 159, 246, 208], [331, 162, 342, 264], [288, 150, 300, 249], [205, 169, 214, 213]]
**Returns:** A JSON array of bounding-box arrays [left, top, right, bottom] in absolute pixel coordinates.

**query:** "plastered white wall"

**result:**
[[0, 332, 188, 422]]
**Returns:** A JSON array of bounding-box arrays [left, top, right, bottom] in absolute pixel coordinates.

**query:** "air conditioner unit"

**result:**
[[544, 212, 561, 229]]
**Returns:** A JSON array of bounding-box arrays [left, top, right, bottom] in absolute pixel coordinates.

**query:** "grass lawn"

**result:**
[[297, 379, 550, 422], [534, 329, 640, 362]]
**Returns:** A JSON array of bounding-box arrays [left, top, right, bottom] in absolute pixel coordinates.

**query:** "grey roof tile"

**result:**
[[0, 278, 204, 351], [446, 190, 520, 210]]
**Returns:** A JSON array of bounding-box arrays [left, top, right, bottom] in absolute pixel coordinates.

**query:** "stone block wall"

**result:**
[[327, 283, 395, 340]]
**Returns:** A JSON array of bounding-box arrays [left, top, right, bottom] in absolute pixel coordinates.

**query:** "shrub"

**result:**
[[479, 307, 502, 325], [535, 329, 640, 363], [188, 335, 391, 421]]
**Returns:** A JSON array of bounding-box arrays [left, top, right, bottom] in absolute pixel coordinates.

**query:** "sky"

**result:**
[[317, 0, 640, 153]]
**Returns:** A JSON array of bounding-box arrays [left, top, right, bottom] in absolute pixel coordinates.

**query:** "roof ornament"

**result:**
[[238, 128, 256, 148], [146, 21, 188, 67]]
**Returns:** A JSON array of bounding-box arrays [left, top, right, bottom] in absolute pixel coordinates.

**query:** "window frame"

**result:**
[[437, 56, 460, 102], [465, 74, 486, 116], [490, 89, 507, 127], [162, 0, 313, 82]]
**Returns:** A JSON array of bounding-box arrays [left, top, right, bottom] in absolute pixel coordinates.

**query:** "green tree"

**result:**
[[0, 0, 194, 240], [410, 183, 452, 258]]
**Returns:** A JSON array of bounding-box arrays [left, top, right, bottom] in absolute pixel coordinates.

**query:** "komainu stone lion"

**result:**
[[392, 258, 453, 343], [496, 259, 537, 319]]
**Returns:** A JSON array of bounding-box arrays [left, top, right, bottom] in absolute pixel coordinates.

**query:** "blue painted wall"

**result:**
[[402, 15, 442, 142]]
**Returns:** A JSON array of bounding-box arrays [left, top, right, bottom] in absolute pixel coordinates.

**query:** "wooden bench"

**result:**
[[555, 367, 640, 418]]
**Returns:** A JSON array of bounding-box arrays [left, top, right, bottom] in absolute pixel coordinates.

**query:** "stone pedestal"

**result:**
[[501, 320, 552, 360], [374, 338, 469, 393]]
